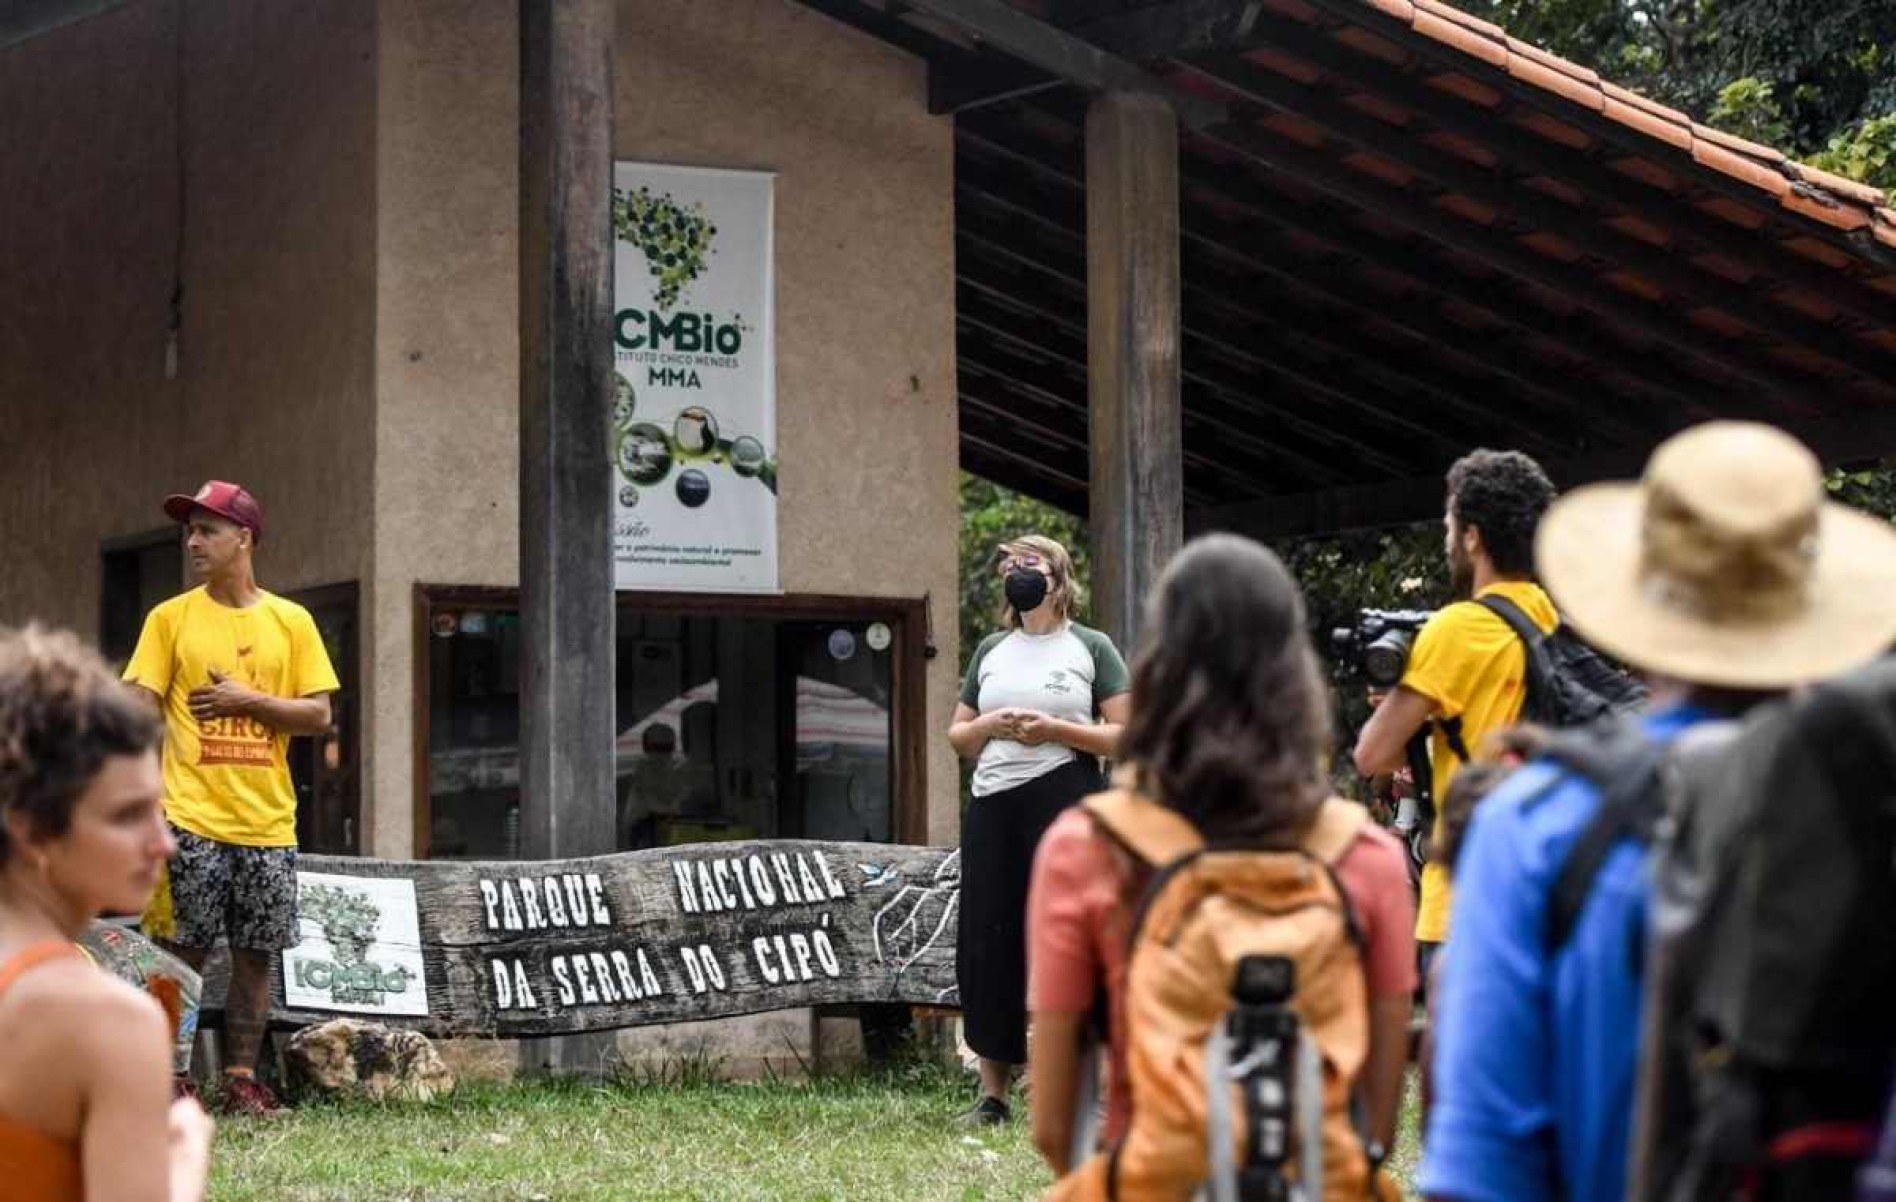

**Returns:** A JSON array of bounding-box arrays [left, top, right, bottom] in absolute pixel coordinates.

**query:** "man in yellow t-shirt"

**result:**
[[123, 481, 338, 1116], [1353, 450, 1557, 974]]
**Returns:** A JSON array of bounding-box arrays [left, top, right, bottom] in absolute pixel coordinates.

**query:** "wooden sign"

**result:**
[[253, 841, 961, 1037]]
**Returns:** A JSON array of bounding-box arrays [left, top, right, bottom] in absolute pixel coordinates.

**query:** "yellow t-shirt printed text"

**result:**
[[1401, 580, 1558, 943], [123, 588, 339, 847]]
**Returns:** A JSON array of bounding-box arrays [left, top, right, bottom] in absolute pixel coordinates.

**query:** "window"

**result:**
[[416, 589, 927, 859]]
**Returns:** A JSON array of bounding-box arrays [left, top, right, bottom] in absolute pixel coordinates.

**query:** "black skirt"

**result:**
[[956, 755, 1106, 1065]]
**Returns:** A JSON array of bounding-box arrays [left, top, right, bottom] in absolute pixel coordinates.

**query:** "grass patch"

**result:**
[[210, 1062, 1422, 1201]]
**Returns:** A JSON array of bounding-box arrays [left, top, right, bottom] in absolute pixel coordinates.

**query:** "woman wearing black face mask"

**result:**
[[946, 535, 1130, 1125]]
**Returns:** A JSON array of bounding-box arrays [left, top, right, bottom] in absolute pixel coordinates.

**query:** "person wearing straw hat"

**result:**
[[1418, 422, 1896, 1202]]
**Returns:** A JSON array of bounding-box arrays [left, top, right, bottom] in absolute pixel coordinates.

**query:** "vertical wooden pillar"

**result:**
[[518, 0, 615, 1071], [1087, 91, 1183, 654]]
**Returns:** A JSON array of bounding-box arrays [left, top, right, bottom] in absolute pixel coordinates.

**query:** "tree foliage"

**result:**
[[956, 473, 1092, 671]]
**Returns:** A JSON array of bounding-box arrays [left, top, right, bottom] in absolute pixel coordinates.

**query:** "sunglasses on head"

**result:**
[[997, 550, 1046, 572]]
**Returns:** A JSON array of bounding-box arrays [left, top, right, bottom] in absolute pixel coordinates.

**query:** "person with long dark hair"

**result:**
[[947, 535, 1130, 1125], [1026, 534, 1415, 1174], [0, 625, 213, 1201]]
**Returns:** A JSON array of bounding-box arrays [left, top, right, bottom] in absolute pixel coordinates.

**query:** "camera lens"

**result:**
[[1363, 629, 1414, 688]]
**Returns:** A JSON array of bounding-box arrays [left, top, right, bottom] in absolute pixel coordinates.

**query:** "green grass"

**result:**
[[209, 1064, 1421, 1201]]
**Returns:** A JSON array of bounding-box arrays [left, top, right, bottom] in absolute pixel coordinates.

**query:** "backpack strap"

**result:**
[[1538, 721, 1667, 950], [1475, 592, 1545, 647], [1081, 788, 1203, 869]]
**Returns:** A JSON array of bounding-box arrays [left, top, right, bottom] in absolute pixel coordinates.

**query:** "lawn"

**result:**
[[209, 1065, 1420, 1201]]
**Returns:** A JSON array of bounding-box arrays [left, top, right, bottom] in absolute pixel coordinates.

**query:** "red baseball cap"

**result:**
[[163, 480, 264, 542]]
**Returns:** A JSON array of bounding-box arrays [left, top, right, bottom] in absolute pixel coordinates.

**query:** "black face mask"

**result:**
[[1004, 569, 1050, 615]]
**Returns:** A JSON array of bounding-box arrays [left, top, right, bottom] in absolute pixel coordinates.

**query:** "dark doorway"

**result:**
[[99, 529, 184, 665], [288, 583, 361, 855]]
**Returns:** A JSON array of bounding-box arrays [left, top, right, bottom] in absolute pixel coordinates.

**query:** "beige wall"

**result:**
[[0, 0, 377, 638], [368, 0, 522, 857], [365, 0, 962, 858]]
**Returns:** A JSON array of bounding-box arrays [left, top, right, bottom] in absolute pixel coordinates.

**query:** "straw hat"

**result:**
[[1537, 421, 1896, 689]]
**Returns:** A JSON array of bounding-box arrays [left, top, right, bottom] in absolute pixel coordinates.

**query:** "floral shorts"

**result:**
[[150, 826, 300, 951]]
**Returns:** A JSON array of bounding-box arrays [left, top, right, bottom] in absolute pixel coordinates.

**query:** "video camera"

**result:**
[[1330, 608, 1434, 689]]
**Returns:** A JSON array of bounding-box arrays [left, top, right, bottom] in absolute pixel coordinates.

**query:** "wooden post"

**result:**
[[519, 0, 615, 1074], [1087, 91, 1183, 654]]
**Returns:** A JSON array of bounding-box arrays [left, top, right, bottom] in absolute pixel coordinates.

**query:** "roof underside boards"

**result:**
[[800, 0, 1896, 534]]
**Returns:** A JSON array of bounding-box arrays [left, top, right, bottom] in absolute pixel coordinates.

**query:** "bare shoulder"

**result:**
[[9, 960, 168, 1050]]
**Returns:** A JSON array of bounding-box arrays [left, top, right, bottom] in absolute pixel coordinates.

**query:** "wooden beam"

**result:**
[[1184, 116, 1839, 409], [1201, 403, 1896, 538], [518, 0, 619, 1076], [1231, 11, 1896, 332], [958, 255, 1439, 480], [1186, 53, 1896, 390], [898, 0, 1227, 127], [1069, 0, 1271, 61], [1088, 91, 1185, 651], [956, 120, 1667, 447], [928, 59, 1064, 114], [518, 2, 616, 862], [0, 0, 131, 50], [954, 165, 1568, 457]]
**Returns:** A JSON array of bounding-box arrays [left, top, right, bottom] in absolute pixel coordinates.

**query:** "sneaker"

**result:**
[[171, 1073, 200, 1103], [215, 1074, 285, 1118], [958, 1095, 1011, 1126]]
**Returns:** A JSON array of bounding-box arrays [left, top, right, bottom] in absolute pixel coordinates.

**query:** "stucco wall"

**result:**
[[369, 0, 522, 857], [0, 0, 377, 636], [366, 0, 961, 860]]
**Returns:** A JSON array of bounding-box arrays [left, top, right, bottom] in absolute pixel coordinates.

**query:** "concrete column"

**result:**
[[518, 0, 616, 1073], [1086, 90, 1183, 655]]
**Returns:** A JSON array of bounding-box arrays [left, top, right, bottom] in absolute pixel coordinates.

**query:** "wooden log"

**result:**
[[196, 841, 960, 1038], [1087, 90, 1184, 652]]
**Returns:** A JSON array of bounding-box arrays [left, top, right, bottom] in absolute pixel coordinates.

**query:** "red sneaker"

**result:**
[[215, 1074, 285, 1118]]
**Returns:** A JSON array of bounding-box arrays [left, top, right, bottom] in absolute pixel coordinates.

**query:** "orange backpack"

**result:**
[[1046, 788, 1393, 1202]]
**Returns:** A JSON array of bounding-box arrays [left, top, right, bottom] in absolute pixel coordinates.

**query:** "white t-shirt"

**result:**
[[959, 621, 1130, 798]]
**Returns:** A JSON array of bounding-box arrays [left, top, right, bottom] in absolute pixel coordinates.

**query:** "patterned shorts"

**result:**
[[154, 826, 300, 951]]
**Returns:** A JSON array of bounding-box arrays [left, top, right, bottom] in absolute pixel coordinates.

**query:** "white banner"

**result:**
[[283, 873, 430, 1017], [611, 163, 778, 592]]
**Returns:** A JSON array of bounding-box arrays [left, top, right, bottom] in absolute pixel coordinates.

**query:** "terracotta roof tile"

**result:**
[[1412, 11, 1506, 67], [1243, 47, 1325, 85], [1780, 184, 1871, 231], [1435, 191, 1501, 223], [1507, 38, 1599, 88], [1603, 270, 1667, 303], [1412, 0, 1503, 38], [1359, 0, 1416, 20], [1605, 213, 1671, 247], [1689, 140, 1790, 198], [1687, 252, 1756, 283], [1511, 108, 1593, 150], [1344, 149, 1415, 186], [1781, 237, 1858, 270], [1599, 81, 1690, 127], [1343, 91, 1415, 128], [1520, 230, 1586, 262], [1602, 96, 1692, 151], [1339, 0, 1894, 273], [1423, 128, 1500, 168], [1505, 50, 1603, 111], [1786, 162, 1887, 209], [1333, 25, 1412, 66], [1696, 196, 1772, 230], [1693, 123, 1787, 166], [1521, 175, 1586, 206], [1424, 70, 1504, 108]]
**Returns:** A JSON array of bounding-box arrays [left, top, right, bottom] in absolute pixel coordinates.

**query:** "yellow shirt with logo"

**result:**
[[1402, 580, 1558, 943], [123, 588, 339, 847]]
